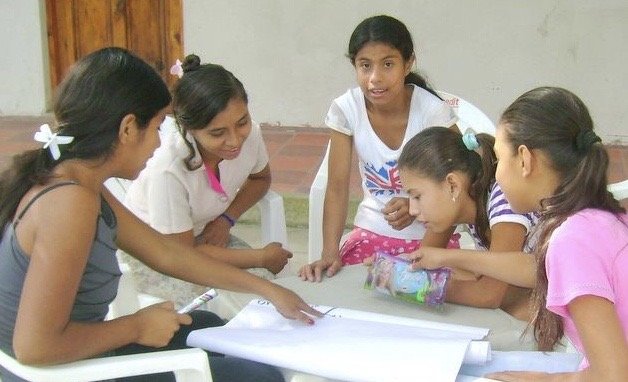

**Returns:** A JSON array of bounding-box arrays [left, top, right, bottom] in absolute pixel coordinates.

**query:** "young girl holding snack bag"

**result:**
[[398, 127, 537, 320], [0, 47, 320, 382], [485, 87, 627, 381], [299, 15, 459, 282]]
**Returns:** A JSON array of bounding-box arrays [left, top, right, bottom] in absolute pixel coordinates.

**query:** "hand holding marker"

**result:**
[[178, 289, 218, 314]]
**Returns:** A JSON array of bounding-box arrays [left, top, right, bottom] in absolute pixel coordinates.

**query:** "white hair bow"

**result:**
[[33, 124, 74, 160]]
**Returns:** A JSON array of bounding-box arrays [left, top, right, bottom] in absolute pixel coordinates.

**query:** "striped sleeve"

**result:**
[[487, 183, 537, 234]]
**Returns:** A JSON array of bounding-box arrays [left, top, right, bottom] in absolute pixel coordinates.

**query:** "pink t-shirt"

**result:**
[[545, 208, 628, 369]]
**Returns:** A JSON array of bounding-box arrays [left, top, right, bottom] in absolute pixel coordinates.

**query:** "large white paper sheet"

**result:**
[[459, 350, 582, 376], [187, 299, 492, 382]]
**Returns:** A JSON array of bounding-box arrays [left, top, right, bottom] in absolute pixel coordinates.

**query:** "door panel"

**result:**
[[75, 1, 112, 56], [45, 0, 182, 93], [126, 0, 164, 72]]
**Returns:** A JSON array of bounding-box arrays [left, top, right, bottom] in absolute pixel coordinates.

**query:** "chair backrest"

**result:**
[[436, 91, 496, 135], [104, 177, 131, 203], [608, 179, 628, 200], [307, 91, 495, 262], [106, 260, 142, 319]]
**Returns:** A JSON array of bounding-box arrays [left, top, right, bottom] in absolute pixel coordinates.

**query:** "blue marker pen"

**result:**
[[177, 289, 218, 314]]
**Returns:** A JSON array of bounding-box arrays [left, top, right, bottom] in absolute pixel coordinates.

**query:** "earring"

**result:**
[[451, 195, 457, 203]]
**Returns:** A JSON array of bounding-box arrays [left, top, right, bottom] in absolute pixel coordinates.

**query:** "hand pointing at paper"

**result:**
[[266, 285, 324, 324]]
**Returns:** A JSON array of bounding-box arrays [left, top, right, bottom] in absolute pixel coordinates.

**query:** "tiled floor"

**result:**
[[261, 125, 362, 198], [0, 116, 626, 205]]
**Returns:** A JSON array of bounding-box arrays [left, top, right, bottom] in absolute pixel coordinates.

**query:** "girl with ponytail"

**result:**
[[487, 87, 627, 381], [398, 127, 537, 322], [0, 47, 319, 382], [300, 15, 460, 282]]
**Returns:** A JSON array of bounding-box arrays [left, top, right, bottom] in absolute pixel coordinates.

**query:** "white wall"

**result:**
[[183, 0, 628, 143], [0, 1, 626, 142], [0, 1, 48, 115]]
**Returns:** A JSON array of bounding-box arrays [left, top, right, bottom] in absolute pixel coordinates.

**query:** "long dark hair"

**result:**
[[398, 126, 496, 245], [0, 47, 171, 232], [499, 86, 625, 351], [172, 54, 248, 171], [347, 15, 440, 99]]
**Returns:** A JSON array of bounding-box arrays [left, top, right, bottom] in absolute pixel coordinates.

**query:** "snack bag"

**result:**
[[364, 252, 450, 305]]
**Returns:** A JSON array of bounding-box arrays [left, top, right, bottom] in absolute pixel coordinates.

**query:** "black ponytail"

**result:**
[[0, 47, 170, 234], [0, 150, 54, 232]]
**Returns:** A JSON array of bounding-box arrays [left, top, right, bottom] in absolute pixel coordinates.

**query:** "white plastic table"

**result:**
[[199, 265, 583, 381], [216, 264, 535, 352]]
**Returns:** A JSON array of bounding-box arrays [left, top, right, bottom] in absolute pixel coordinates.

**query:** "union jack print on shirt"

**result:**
[[364, 160, 402, 196]]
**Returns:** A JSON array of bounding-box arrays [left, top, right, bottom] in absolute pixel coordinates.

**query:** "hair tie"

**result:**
[[575, 129, 601, 153], [169, 59, 183, 78], [33, 124, 74, 160], [462, 131, 480, 151]]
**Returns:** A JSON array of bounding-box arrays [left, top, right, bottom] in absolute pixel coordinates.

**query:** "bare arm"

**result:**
[[299, 131, 352, 282], [108, 189, 321, 319], [224, 164, 271, 219], [422, 226, 456, 248], [412, 222, 531, 308], [567, 296, 628, 380], [197, 165, 271, 247], [167, 229, 291, 275], [420, 227, 481, 281], [412, 225, 535, 289], [322, 132, 352, 259], [13, 187, 188, 364], [447, 222, 529, 308], [487, 296, 628, 381], [417, 247, 535, 288]]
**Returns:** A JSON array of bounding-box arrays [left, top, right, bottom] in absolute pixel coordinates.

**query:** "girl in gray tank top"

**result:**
[[0, 47, 319, 382], [0, 181, 120, 357]]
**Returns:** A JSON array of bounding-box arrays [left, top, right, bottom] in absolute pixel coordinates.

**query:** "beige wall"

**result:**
[[183, 0, 628, 143], [0, 1, 48, 115], [1, 1, 626, 143]]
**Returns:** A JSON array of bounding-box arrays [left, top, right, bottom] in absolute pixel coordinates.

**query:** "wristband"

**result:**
[[219, 212, 236, 227]]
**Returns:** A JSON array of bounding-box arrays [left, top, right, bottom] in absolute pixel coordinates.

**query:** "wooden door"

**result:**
[[45, 0, 183, 91]]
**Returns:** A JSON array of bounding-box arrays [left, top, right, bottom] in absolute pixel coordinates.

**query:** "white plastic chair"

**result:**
[[608, 179, 628, 200], [436, 91, 496, 135], [106, 260, 165, 319], [0, 347, 211, 382], [307, 91, 496, 262], [0, 258, 211, 382]]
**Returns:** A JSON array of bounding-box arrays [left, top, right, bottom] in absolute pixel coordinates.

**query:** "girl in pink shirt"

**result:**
[[488, 87, 628, 381]]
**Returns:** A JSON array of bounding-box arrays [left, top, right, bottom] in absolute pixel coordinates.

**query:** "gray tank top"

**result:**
[[0, 182, 121, 357]]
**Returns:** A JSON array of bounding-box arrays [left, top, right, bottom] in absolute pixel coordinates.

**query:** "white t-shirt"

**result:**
[[124, 117, 269, 236], [326, 85, 458, 240]]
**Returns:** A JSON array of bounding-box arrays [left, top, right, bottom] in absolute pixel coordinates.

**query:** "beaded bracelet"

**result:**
[[219, 212, 236, 227]]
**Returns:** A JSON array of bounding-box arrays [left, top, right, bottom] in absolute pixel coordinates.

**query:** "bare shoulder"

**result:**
[[16, 183, 101, 255], [36, 183, 100, 215], [18, 183, 96, 229]]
